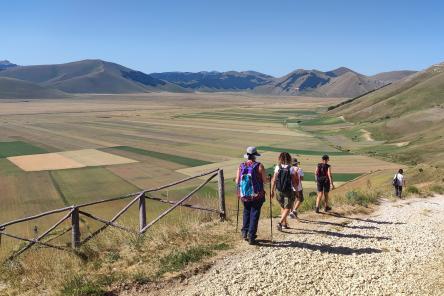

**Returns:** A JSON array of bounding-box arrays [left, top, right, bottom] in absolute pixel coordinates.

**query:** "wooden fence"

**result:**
[[0, 169, 225, 261]]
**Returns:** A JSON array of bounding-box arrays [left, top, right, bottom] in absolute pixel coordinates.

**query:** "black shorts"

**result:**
[[296, 190, 304, 202], [317, 180, 330, 193]]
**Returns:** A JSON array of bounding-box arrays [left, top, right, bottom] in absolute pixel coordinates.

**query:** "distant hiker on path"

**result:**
[[271, 152, 299, 231], [315, 154, 334, 213], [236, 147, 267, 245], [290, 158, 304, 219], [393, 169, 406, 198]]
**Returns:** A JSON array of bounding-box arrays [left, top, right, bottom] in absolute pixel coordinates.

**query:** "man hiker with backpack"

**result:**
[[236, 147, 267, 245], [289, 158, 304, 219], [315, 154, 334, 213], [393, 169, 406, 198], [271, 152, 299, 231]]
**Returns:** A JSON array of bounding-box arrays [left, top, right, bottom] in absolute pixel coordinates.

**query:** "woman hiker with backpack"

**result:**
[[271, 152, 299, 231], [236, 147, 268, 245], [393, 169, 406, 198], [315, 154, 334, 213]]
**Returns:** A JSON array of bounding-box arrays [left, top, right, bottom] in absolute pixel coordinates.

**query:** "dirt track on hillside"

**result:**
[[148, 196, 444, 296]]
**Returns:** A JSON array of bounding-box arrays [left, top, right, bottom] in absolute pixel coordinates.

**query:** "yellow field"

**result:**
[[7, 149, 137, 171], [8, 153, 85, 171]]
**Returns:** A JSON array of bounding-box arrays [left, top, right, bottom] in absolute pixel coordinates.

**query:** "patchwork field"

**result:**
[[0, 93, 403, 257]]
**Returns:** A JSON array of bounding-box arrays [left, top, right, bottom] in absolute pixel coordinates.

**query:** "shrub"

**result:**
[[156, 243, 229, 276], [430, 185, 444, 194], [61, 275, 106, 296], [406, 186, 420, 195], [158, 246, 213, 276], [299, 193, 317, 212], [105, 251, 120, 263], [345, 190, 378, 207], [133, 272, 150, 285]]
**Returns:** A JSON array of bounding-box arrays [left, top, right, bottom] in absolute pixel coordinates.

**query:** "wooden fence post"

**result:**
[[139, 193, 147, 232], [218, 169, 226, 221], [71, 207, 81, 249]]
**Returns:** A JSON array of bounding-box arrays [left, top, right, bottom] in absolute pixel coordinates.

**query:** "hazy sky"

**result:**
[[2, 0, 443, 76]]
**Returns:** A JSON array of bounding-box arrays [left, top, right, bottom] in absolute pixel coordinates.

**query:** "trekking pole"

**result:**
[[268, 174, 273, 242], [235, 196, 240, 233], [235, 180, 240, 233]]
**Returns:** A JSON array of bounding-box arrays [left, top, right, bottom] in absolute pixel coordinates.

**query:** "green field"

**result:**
[[111, 146, 213, 167], [176, 111, 290, 123], [0, 158, 22, 175], [257, 146, 351, 156], [299, 116, 346, 126], [0, 141, 48, 158], [50, 167, 140, 205]]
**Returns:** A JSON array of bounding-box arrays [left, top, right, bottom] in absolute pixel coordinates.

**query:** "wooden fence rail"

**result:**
[[0, 169, 225, 261]]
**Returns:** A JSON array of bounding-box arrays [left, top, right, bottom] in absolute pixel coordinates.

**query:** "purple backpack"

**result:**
[[239, 162, 264, 202]]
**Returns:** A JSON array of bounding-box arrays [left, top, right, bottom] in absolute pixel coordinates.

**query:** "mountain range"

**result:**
[[0, 59, 416, 99], [0, 60, 18, 71]]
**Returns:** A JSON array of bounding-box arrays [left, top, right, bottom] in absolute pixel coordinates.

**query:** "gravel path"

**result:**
[[178, 196, 444, 296]]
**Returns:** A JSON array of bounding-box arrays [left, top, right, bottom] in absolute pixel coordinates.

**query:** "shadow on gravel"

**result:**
[[281, 228, 391, 241], [322, 212, 406, 225], [256, 240, 383, 255], [298, 219, 379, 230]]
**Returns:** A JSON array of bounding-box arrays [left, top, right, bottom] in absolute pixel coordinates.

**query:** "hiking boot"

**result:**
[[325, 206, 332, 212], [277, 223, 283, 232], [248, 237, 258, 245], [242, 232, 248, 240], [283, 224, 290, 229], [315, 207, 320, 214], [289, 211, 297, 219]]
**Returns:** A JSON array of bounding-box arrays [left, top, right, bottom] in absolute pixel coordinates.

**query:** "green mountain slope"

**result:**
[[330, 62, 444, 166]]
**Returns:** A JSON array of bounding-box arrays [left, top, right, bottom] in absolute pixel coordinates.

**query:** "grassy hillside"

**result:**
[[370, 70, 416, 82], [0, 77, 68, 99], [330, 62, 444, 166]]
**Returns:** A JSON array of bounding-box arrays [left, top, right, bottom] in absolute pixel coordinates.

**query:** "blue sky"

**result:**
[[1, 0, 443, 76]]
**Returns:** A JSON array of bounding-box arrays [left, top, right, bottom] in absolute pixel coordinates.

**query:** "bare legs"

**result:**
[[293, 200, 301, 212], [280, 208, 290, 225], [316, 191, 329, 209], [324, 192, 329, 208], [316, 191, 323, 209]]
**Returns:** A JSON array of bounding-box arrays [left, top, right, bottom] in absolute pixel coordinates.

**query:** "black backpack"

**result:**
[[392, 174, 398, 186], [276, 165, 292, 192], [316, 163, 329, 182]]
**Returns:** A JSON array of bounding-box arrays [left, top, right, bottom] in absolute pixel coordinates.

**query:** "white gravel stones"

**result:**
[[180, 196, 444, 296]]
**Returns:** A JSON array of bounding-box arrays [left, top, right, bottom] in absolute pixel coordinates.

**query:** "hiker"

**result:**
[[289, 158, 304, 219], [393, 169, 406, 198], [236, 146, 267, 245], [315, 154, 334, 213], [271, 152, 299, 231]]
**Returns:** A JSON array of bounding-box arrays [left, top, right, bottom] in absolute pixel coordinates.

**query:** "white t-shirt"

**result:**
[[394, 173, 404, 186], [294, 167, 304, 191], [274, 165, 300, 191]]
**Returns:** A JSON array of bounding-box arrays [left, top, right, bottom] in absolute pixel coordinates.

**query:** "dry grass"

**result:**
[[0, 209, 236, 295]]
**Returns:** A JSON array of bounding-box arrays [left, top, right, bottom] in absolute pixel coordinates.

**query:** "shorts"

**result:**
[[295, 190, 304, 202], [277, 191, 295, 209], [317, 180, 330, 193]]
